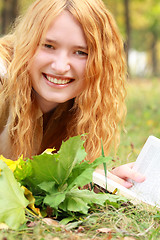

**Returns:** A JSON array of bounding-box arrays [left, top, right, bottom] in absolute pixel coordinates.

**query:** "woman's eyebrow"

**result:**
[[45, 38, 57, 44], [75, 45, 88, 50], [44, 38, 88, 50]]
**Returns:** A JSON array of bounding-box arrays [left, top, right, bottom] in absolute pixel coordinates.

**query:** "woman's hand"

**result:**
[[96, 162, 145, 188], [110, 162, 145, 188]]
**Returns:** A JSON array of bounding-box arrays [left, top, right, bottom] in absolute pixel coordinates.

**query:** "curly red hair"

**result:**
[[0, 0, 126, 161]]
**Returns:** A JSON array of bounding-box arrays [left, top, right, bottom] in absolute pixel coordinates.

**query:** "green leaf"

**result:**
[[59, 188, 108, 214], [64, 196, 90, 214], [44, 192, 66, 209], [39, 181, 66, 209], [25, 154, 59, 193], [25, 136, 86, 193], [65, 220, 83, 230], [59, 216, 75, 225], [66, 155, 111, 190], [38, 181, 56, 193], [14, 158, 32, 182], [105, 194, 127, 203], [67, 168, 94, 190], [0, 161, 29, 230], [21, 135, 125, 218], [55, 135, 87, 187]]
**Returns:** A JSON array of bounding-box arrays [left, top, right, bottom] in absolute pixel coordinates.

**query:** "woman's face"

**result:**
[[29, 10, 88, 113]]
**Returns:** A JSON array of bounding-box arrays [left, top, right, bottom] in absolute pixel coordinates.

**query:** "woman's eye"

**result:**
[[43, 44, 55, 49], [75, 50, 88, 56]]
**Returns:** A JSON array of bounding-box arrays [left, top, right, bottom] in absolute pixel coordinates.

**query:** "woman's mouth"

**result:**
[[43, 73, 73, 85]]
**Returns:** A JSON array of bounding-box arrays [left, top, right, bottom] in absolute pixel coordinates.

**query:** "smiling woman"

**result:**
[[29, 10, 88, 113], [0, 0, 126, 172]]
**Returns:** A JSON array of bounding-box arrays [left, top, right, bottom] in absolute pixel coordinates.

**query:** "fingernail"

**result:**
[[136, 174, 146, 182], [124, 182, 133, 188]]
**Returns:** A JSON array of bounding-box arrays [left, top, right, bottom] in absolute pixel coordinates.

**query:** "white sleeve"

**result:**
[[0, 57, 7, 78]]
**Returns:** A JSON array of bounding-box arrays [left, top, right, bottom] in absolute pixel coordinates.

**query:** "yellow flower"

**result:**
[[43, 148, 56, 154], [0, 155, 21, 172]]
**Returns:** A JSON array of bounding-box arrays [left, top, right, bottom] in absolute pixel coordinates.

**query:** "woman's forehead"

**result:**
[[44, 11, 87, 46]]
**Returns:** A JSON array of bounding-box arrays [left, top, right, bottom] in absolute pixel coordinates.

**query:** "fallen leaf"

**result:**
[[27, 221, 37, 227], [124, 237, 137, 240], [22, 186, 41, 216], [77, 226, 85, 233], [96, 227, 112, 233], [43, 218, 59, 226]]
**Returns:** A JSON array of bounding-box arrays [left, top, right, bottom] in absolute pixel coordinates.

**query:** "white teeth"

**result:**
[[46, 75, 71, 85]]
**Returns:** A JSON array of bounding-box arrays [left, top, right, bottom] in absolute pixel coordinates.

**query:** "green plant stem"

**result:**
[[101, 139, 107, 190]]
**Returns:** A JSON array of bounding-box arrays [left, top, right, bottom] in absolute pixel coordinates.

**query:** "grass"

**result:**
[[1, 203, 160, 239], [115, 78, 160, 166], [1, 78, 160, 239]]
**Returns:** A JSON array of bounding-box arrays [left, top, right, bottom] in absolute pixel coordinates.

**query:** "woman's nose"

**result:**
[[51, 53, 70, 74]]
